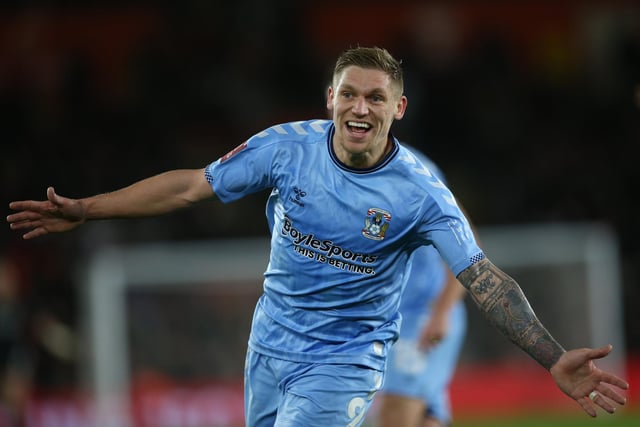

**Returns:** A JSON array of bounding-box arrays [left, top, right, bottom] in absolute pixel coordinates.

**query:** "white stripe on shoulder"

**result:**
[[443, 194, 457, 206], [273, 124, 288, 134], [399, 152, 434, 177], [310, 120, 331, 132], [256, 120, 331, 138], [398, 154, 415, 164], [291, 122, 308, 135], [400, 150, 458, 207]]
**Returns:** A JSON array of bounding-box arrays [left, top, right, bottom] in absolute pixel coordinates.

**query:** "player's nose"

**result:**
[[352, 97, 369, 115]]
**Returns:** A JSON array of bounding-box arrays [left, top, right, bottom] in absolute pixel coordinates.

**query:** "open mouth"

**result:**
[[347, 121, 371, 134]]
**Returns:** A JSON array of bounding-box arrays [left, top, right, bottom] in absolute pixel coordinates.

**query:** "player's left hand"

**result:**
[[550, 344, 629, 417], [418, 312, 448, 350]]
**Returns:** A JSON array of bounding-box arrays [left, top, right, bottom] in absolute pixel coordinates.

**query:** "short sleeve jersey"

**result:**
[[205, 120, 483, 371], [398, 147, 453, 312]]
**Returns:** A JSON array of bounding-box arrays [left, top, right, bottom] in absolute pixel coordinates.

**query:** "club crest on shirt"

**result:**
[[362, 208, 391, 240]]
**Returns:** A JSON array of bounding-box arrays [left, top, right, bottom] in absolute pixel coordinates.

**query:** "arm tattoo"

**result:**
[[457, 258, 566, 370]]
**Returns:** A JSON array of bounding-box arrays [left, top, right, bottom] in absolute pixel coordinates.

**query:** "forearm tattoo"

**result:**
[[458, 258, 566, 370]]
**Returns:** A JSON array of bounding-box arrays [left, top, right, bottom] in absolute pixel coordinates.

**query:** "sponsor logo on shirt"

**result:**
[[281, 216, 378, 275]]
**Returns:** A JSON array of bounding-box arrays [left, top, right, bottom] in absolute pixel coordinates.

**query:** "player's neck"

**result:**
[[334, 136, 394, 169]]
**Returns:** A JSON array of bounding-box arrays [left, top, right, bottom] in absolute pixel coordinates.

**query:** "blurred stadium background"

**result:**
[[1, 1, 638, 426]]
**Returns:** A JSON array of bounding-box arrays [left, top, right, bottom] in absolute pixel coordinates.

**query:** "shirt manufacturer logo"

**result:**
[[289, 186, 307, 206]]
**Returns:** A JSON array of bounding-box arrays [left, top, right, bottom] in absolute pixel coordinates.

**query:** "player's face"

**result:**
[[327, 66, 407, 168]]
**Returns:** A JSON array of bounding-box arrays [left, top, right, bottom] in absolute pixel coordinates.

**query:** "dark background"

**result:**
[[1, 0, 638, 401]]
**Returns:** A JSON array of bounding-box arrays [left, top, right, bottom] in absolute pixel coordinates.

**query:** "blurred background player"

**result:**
[[376, 148, 469, 427]]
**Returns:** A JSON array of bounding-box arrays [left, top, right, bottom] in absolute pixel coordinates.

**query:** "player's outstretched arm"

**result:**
[[457, 258, 629, 416], [7, 168, 214, 240]]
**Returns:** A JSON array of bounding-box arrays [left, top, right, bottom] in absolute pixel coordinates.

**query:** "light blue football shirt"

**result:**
[[205, 120, 483, 371], [398, 147, 451, 312]]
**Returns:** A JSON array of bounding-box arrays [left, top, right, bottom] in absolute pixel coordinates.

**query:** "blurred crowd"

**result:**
[[1, 1, 639, 424]]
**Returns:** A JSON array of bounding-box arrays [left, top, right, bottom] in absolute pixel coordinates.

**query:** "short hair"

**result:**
[[333, 46, 404, 95]]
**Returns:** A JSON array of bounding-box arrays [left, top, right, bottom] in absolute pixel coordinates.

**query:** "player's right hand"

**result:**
[[7, 186, 86, 239]]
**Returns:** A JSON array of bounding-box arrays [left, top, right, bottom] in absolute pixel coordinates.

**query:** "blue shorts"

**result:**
[[381, 302, 466, 424], [244, 349, 384, 427]]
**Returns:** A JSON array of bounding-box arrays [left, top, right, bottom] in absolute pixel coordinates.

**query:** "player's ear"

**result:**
[[394, 95, 407, 120], [326, 86, 335, 112]]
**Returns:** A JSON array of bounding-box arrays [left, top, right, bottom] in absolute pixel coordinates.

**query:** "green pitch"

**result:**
[[364, 410, 639, 427], [453, 411, 640, 427]]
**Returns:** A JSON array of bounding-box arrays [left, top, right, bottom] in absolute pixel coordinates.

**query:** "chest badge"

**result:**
[[362, 208, 391, 241]]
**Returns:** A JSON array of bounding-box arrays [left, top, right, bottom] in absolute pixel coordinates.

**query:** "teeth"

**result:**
[[347, 121, 370, 129]]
